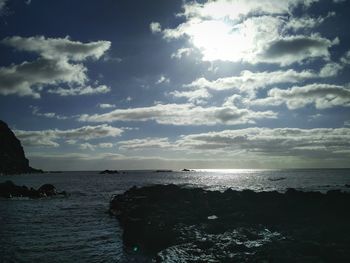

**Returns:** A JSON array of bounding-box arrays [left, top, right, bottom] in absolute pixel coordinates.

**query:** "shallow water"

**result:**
[[0, 169, 349, 262]]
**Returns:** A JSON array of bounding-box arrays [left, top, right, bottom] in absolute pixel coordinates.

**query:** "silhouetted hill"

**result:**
[[0, 120, 43, 175]]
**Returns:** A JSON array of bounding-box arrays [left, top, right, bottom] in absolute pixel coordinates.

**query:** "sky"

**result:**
[[0, 0, 350, 170]]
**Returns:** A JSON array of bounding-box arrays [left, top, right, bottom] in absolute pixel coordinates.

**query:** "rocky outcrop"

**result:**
[[110, 184, 350, 262], [0, 120, 43, 175], [0, 180, 66, 198]]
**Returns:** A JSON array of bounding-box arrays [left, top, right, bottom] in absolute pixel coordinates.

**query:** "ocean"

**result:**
[[1, 169, 350, 262]]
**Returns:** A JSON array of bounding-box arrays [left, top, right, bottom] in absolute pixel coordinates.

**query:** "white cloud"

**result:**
[[80, 142, 114, 151], [184, 69, 317, 96], [171, 48, 193, 59], [319, 62, 343, 77], [98, 103, 116, 109], [341, 50, 350, 64], [0, 36, 111, 98], [250, 83, 350, 109], [2, 36, 111, 61], [14, 124, 124, 148], [170, 89, 211, 103], [79, 103, 277, 126], [157, 0, 335, 65], [47, 85, 111, 96], [80, 143, 96, 151], [156, 75, 170, 84], [284, 12, 335, 32], [0, 58, 87, 98], [118, 137, 172, 150], [150, 22, 162, 33], [179, 0, 317, 21], [177, 127, 350, 158], [31, 106, 69, 120], [98, 143, 114, 148]]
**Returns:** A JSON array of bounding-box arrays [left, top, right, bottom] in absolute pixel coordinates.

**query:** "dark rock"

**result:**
[[268, 177, 286, 181], [110, 184, 350, 262], [38, 184, 57, 196], [0, 120, 43, 175], [99, 169, 119, 174], [0, 180, 65, 198], [155, 170, 173, 173], [181, 169, 191, 172]]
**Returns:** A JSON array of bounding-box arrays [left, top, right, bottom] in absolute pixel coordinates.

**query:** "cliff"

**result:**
[[0, 120, 42, 175]]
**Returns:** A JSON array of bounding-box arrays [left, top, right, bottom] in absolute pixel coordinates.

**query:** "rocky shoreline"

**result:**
[[0, 180, 66, 198], [110, 184, 350, 262]]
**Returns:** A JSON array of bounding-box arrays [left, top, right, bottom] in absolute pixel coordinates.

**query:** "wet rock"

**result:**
[[0, 180, 65, 198], [38, 184, 57, 196], [110, 184, 350, 262]]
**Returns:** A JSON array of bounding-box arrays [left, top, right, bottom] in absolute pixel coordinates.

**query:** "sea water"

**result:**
[[1, 169, 349, 262]]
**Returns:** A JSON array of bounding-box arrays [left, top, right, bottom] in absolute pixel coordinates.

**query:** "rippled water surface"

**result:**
[[1, 169, 350, 262]]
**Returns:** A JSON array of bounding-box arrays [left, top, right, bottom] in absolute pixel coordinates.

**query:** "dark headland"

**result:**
[[0, 120, 43, 175], [110, 184, 350, 262]]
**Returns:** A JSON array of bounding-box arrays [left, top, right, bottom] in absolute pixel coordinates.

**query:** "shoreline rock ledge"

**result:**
[[0, 120, 43, 175], [0, 180, 66, 198], [110, 184, 350, 262]]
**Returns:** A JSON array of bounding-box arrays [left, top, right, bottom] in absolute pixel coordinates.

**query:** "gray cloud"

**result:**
[[261, 35, 337, 65], [14, 124, 123, 147], [79, 103, 277, 126], [250, 83, 350, 109], [0, 58, 86, 98]]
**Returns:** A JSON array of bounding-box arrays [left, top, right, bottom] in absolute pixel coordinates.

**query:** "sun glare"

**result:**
[[187, 19, 254, 62]]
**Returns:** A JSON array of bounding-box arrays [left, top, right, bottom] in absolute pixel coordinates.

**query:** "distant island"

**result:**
[[99, 170, 120, 174], [0, 120, 43, 175]]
